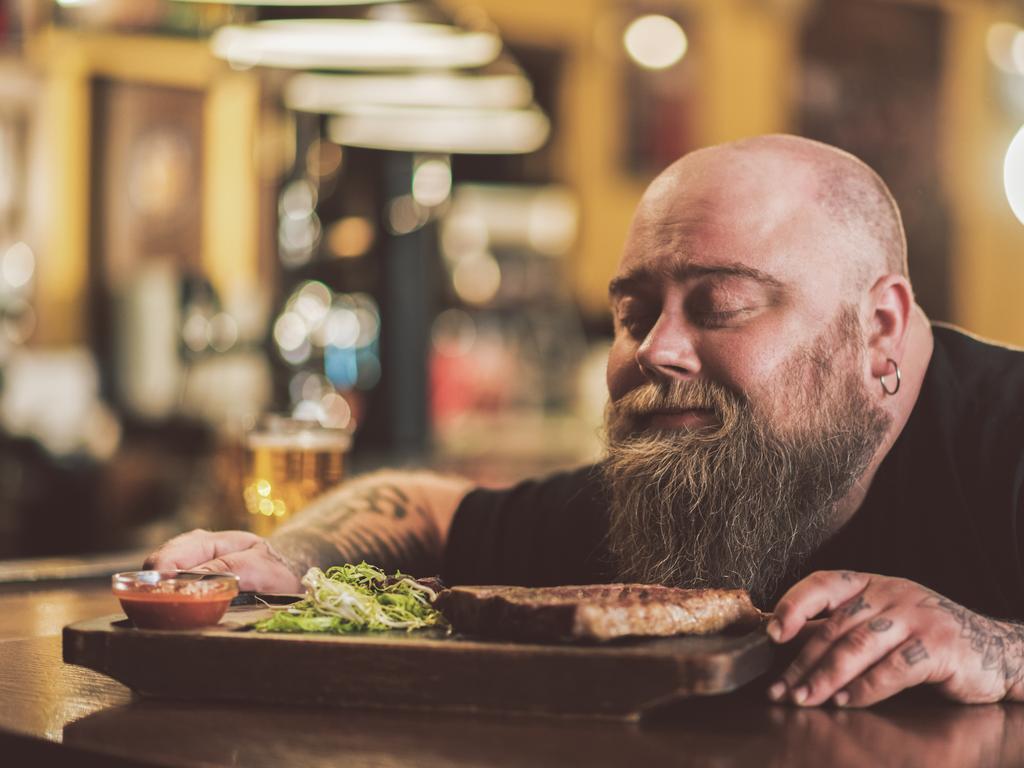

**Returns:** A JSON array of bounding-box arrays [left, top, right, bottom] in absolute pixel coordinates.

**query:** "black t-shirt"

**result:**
[[442, 325, 1024, 618]]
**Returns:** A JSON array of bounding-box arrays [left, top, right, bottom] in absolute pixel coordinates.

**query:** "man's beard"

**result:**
[[602, 307, 891, 607]]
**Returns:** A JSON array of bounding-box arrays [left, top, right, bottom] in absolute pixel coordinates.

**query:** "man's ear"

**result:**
[[865, 274, 913, 378]]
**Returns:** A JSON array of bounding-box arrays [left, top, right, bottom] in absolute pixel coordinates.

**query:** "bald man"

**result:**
[[148, 135, 1024, 708]]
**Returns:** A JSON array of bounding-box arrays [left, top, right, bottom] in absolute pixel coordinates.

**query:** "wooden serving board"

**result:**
[[63, 603, 773, 720]]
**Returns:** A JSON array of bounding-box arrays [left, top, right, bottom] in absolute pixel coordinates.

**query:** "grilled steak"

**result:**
[[433, 584, 761, 643]]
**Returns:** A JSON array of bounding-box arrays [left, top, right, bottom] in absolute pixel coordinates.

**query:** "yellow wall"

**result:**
[[24, 28, 261, 344], [31, 38, 91, 345]]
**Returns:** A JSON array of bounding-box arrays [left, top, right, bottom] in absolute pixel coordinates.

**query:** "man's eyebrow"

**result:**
[[608, 262, 785, 298], [608, 273, 649, 299]]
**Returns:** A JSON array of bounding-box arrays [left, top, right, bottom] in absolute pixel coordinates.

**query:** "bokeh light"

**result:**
[[281, 338, 312, 366], [2, 242, 35, 289], [2, 299, 35, 344], [412, 158, 453, 207], [273, 283, 381, 405], [182, 311, 209, 353], [623, 15, 687, 71], [352, 313, 378, 349], [326, 216, 375, 259], [293, 281, 332, 327], [441, 212, 489, 264], [387, 194, 429, 235], [1014, 32, 1024, 76], [452, 252, 501, 305], [319, 307, 359, 348], [278, 214, 321, 267], [1005, 124, 1024, 225], [273, 311, 307, 352], [278, 180, 321, 266], [289, 371, 318, 404], [207, 312, 239, 353], [987, 22, 1024, 74], [305, 139, 343, 179], [325, 345, 358, 389], [280, 179, 316, 220], [318, 391, 352, 429]]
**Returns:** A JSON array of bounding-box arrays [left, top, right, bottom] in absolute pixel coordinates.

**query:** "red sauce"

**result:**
[[117, 591, 234, 630]]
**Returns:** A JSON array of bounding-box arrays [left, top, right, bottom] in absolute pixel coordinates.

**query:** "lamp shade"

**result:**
[[327, 103, 549, 154], [171, 0, 406, 5], [211, 19, 502, 71], [285, 71, 533, 111]]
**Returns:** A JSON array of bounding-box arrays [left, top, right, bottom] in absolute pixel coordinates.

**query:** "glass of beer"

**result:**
[[241, 416, 351, 536]]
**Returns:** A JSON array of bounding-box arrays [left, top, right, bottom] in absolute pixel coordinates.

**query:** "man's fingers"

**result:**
[[193, 547, 300, 593], [788, 614, 910, 706], [773, 594, 888, 695], [144, 529, 263, 571], [793, 618, 828, 643], [833, 637, 934, 708], [145, 530, 303, 593], [770, 570, 872, 644]]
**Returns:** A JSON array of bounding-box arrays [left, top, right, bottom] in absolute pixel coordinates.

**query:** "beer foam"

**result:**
[[247, 431, 351, 451]]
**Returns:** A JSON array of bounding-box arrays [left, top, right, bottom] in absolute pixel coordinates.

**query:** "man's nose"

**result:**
[[635, 315, 701, 382]]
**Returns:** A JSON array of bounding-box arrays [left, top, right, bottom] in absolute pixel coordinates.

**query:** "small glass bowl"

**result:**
[[112, 571, 240, 630]]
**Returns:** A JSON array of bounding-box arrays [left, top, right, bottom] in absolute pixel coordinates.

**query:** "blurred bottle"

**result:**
[[114, 258, 183, 421]]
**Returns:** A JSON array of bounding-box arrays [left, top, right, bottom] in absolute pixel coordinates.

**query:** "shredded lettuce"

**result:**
[[252, 562, 445, 634]]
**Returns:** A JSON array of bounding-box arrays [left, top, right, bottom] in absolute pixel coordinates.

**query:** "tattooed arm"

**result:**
[[270, 471, 473, 580], [763, 570, 1024, 707], [144, 471, 473, 592]]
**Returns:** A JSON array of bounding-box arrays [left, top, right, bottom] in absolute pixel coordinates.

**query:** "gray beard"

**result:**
[[601, 314, 890, 607]]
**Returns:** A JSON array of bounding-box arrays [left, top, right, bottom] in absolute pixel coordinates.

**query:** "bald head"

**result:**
[[641, 134, 908, 288]]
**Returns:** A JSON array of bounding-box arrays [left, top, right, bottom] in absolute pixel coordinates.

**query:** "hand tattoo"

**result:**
[[920, 595, 1024, 688], [901, 639, 929, 666], [868, 617, 893, 632], [840, 594, 871, 618]]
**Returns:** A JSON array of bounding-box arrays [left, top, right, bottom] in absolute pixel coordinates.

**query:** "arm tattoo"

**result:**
[[868, 617, 893, 632], [840, 594, 871, 618], [919, 595, 1024, 688], [267, 476, 443, 579], [901, 638, 929, 666]]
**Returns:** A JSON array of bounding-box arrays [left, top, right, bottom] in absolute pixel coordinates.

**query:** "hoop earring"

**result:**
[[879, 358, 901, 396]]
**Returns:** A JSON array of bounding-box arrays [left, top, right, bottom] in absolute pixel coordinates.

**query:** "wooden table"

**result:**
[[2, 582, 1023, 767]]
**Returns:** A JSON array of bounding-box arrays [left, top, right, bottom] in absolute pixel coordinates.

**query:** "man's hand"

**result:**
[[766, 570, 1024, 707], [144, 529, 303, 593], [142, 471, 470, 596]]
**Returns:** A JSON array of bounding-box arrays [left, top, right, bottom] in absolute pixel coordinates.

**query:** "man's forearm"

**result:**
[[267, 470, 472, 580]]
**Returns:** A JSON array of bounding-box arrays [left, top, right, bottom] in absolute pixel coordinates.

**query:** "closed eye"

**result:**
[[693, 308, 753, 328], [618, 313, 657, 338]]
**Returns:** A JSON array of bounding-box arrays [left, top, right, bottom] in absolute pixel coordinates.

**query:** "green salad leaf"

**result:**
[[252, 562, 446, 634]]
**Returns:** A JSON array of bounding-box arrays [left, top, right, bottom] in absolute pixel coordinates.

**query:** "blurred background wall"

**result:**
[[0, 0, 1022, 558], [471, 0, 1024, 338]]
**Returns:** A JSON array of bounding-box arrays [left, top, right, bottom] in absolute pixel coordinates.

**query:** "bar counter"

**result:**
[[2, 580, 1023, 767]]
